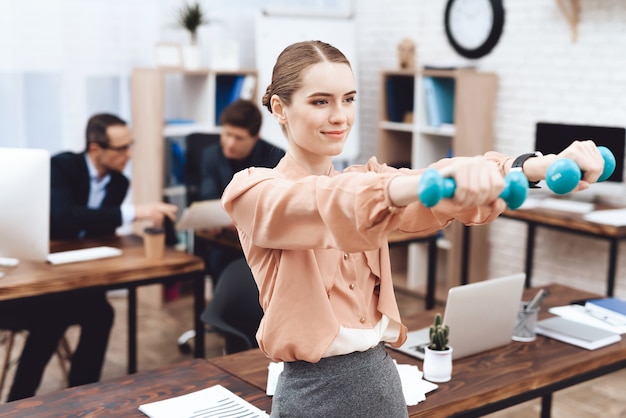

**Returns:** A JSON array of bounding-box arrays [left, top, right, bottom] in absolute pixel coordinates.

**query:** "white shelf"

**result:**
[[418, 124, 456, 137], [163, 124, 219, 137], [378, 68, 498, 289], [378, 121, 414, 132]]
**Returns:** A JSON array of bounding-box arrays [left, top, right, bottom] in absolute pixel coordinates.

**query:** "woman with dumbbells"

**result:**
[[221, 40, 607, 417]]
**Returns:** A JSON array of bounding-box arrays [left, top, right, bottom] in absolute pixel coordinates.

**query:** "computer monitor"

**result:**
[[535, 122, 626, 200], [0, 148, 50, 262]]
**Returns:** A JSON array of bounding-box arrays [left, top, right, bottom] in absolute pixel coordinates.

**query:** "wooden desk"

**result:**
[[0, 359, 271, 417], [208, 284, 626, 417], [0, 235, 205, 374], [502, 203, 626, 296]]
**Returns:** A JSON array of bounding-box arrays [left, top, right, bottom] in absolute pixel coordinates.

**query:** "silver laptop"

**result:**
[[391, 273, 526, 360]]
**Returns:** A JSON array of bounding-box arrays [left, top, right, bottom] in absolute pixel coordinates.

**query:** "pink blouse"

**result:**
[[222, 153, 509, 362]]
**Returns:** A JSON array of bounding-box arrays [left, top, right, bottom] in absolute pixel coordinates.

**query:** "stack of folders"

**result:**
[[539, 296, 626, 350], [584, 297, 626, 325], [535, 317, 622, 350]]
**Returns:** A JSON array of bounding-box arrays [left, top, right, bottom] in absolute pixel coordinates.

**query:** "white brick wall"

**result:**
[[4, 0, 624, 296], [354, 0, 626, 297]]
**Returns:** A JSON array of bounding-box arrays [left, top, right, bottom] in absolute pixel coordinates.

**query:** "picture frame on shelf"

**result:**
[[155, 43, 183, 70]]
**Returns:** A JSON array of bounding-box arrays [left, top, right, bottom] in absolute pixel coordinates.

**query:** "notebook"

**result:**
[[535, 316, 621, 350], [390, 273, 526, 360]]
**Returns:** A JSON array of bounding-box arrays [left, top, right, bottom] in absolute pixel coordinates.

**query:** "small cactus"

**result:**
[[428, 313, 450, 351]]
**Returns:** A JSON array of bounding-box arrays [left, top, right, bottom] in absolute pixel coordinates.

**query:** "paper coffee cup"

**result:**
[[144, 227, 165, 260]]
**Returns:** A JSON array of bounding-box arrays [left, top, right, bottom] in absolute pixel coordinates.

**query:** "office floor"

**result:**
[[1, 286, 624, 416]]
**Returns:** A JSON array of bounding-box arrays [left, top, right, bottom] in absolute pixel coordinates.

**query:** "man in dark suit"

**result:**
[[198, 99, 284, 281], [5, 113, 177, 402]]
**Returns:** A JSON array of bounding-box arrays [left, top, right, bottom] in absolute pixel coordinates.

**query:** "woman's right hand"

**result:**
[[430, 156, 506, 208]]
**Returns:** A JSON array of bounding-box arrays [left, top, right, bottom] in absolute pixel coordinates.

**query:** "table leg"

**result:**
[[461, 226, 470, 286], [607, 238, 619, 297], [426, 236, 438, 310], [525, 224, 536, 288], [128, 286, 137, 374], [540, 393, 552, 418], [193, 272, 206, 358]]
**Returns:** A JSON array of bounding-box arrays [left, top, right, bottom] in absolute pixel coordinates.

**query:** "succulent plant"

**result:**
[[428, 313, 450, 351]]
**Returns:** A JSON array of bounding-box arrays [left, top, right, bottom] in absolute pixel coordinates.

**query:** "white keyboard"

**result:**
[[538, 198, 595, 214], [47, 246, 123, 265]]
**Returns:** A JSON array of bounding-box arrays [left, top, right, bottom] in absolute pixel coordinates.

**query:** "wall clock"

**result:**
[[444, 0, 505, 59]]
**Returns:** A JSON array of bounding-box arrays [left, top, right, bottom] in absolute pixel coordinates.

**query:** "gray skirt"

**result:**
[[270, 343, 408, 418]]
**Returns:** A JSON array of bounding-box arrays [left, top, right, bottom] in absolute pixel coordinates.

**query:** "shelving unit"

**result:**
[[378, 67, 498, 297], [129, 67, 257, 306], [130, 67, 258, 205]]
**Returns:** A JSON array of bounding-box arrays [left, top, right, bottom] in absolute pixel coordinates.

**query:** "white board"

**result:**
[[254, 13, 360, 163]]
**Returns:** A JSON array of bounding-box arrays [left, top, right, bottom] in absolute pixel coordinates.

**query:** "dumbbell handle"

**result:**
[[418, 169, 529, 210], [546, 146, 616, 195]]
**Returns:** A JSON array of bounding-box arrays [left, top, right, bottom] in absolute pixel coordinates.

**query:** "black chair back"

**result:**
[[200, 257, 263, 354], [185, 132, 220, 205]]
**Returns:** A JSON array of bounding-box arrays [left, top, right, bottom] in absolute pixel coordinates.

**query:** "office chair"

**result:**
[[182, 131, 229, 269], [0, 329, 73, 401], [184, 132, 221, 206], [178, 257, 263, 355]]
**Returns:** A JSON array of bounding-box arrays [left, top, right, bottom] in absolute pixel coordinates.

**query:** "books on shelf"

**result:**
[[422, 76, 455, 128], [535, 316, 622, 350], [138, 384, 268, 418], [215, 74, 257, 125], [385, 76, 414, 123]]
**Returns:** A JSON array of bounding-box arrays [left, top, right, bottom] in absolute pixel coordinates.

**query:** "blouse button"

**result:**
[[349, 283, 356, 290], [343, 253, 348, 260], [360, 316, 366, 323]]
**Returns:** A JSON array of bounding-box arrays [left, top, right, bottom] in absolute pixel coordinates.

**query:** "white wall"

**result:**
[[353, 0, 626, 297], [2, 0, 625, 297]]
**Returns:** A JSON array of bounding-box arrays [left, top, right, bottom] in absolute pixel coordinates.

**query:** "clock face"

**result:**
[[445, 0, 505, 59], [449, 0, 494, 50]]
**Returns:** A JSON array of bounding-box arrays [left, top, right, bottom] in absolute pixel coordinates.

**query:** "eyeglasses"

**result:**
[[98, 141, 134, 153]]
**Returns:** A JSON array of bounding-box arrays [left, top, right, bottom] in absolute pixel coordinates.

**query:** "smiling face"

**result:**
[[272, 62, 356, 169]]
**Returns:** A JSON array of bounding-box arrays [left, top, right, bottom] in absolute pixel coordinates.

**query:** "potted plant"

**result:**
[[175, 1, 208, 69], [422, 313, 453, 382], [176, 1, 207, 45]]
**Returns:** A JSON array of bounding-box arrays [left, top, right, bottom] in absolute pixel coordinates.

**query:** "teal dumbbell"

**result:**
[[545, 146, 616, 195], [418, 169, 529, 210]]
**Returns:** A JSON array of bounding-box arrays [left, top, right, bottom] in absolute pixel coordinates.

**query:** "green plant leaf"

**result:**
[[175, 1, 208, 44]]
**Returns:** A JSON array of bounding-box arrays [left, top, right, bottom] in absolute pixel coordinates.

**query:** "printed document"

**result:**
[[138, 384, 268, 418], [176, 200, 232, 230]]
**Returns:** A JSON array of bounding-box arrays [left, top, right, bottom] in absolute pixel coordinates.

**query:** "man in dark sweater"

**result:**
[[198, 99, 284, 282]]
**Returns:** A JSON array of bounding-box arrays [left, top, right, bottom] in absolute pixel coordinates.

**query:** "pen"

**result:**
[[525, 288, 549, 312]]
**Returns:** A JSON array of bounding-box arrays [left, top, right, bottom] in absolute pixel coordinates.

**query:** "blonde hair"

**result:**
[[261, 40, 352, 114]]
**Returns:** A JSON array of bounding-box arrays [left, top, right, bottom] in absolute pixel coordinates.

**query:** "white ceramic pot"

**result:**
[[182, 45, 201, 70], [423, 346, 453, 382]]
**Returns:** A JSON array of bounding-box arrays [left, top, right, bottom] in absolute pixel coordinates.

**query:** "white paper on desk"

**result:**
[[583, 209, 626, 226], [395, 362, 439, 406], [138, 384, 269, 418], [176, 199, 232, 231], [266, 361, 437, 406], [518, 197, 542, 210], [549, 305, 626, 334]]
